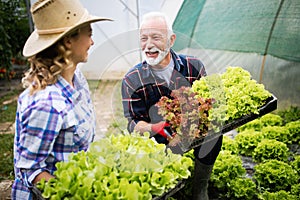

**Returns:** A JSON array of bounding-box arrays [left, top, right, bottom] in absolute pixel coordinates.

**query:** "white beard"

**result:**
[[142, 45, 170, 66]]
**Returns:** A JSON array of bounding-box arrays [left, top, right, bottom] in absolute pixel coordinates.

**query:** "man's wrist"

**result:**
[[134, 121, 153, 136], [148, 123, 155, 137]]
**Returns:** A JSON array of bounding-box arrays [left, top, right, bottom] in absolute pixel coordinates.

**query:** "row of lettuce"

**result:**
[[177, 107, 300, 200]]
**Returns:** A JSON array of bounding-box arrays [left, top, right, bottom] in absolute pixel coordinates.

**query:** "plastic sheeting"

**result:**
[[28, 0, 184, 80]]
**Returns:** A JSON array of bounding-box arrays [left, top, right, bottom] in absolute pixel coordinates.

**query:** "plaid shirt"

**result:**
[[122, 49, 206, 143], [12, 68, 96, 199]]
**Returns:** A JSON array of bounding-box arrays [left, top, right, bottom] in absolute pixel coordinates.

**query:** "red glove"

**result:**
[[151, 122, 172, 139]]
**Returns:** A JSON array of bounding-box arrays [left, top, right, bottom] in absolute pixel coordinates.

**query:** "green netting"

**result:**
[[173, 0, 300, 62]]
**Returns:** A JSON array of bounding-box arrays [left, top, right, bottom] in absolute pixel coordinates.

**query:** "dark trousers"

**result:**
[[194, 135, 223, 165]]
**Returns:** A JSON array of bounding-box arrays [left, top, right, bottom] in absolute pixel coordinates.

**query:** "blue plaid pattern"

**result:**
[[11, 68, 96, 199]]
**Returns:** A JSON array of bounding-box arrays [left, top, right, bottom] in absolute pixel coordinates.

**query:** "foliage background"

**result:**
[[0, 0, 30, 79]]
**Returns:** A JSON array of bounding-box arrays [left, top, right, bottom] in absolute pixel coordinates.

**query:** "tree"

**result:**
[[0, 0, 30, 80]]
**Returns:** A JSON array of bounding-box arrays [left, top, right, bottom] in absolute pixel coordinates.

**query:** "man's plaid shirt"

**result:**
[[121, 49, 206, 143]]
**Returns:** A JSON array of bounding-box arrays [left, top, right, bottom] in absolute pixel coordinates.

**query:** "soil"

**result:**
[[0, 180, 13, 200], [91, 79, 122, 140]]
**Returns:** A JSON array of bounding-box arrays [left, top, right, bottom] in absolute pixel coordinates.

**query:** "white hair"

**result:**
[[140, 12, 174, 36]]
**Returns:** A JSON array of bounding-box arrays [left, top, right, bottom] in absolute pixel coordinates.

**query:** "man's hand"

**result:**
[[151, 121, 173, 139]]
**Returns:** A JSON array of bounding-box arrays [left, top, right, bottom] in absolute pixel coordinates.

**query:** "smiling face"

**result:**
[[68, 24, 94, 65], [140, 17, 176, 68]]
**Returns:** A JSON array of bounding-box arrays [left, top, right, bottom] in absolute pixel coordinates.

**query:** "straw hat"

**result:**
[[23, 0, 112, 57]]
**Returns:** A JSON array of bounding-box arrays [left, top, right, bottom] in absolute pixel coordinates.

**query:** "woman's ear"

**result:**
[[63, 36, 72, 49]]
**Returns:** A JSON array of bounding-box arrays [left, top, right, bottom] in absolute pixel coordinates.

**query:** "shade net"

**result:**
[[173, 0, 300, 62], [171, 0, 300, 109]]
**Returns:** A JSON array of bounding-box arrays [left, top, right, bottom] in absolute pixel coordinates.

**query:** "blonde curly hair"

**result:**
[[22, 29, 80, 95]]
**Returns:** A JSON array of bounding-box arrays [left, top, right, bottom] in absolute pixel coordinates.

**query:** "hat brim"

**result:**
[[23, 15, 112, 57]]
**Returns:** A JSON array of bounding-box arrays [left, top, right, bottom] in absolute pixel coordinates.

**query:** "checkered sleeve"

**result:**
[[121, 68, 153, 132], [15, 92, 63, 187]]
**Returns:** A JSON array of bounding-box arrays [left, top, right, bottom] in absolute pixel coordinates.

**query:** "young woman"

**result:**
[[11, 0, 111, 199]]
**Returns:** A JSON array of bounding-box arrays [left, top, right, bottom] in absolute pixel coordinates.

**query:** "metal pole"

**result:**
[[259, 0, 284, 83], [24, 0, 33, 32], [136, 0, 142, 62]]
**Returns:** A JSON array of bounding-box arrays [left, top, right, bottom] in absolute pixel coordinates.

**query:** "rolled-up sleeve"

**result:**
[[15, 99, 63, 186]]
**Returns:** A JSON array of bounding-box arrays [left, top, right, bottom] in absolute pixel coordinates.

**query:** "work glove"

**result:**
[[151, 121, 174, 139]]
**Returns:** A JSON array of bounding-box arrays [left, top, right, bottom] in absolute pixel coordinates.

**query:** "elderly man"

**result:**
[[121, 11, 222, 200]]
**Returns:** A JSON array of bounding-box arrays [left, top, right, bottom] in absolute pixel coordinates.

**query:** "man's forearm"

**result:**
[[134, 121, 154, 137]]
